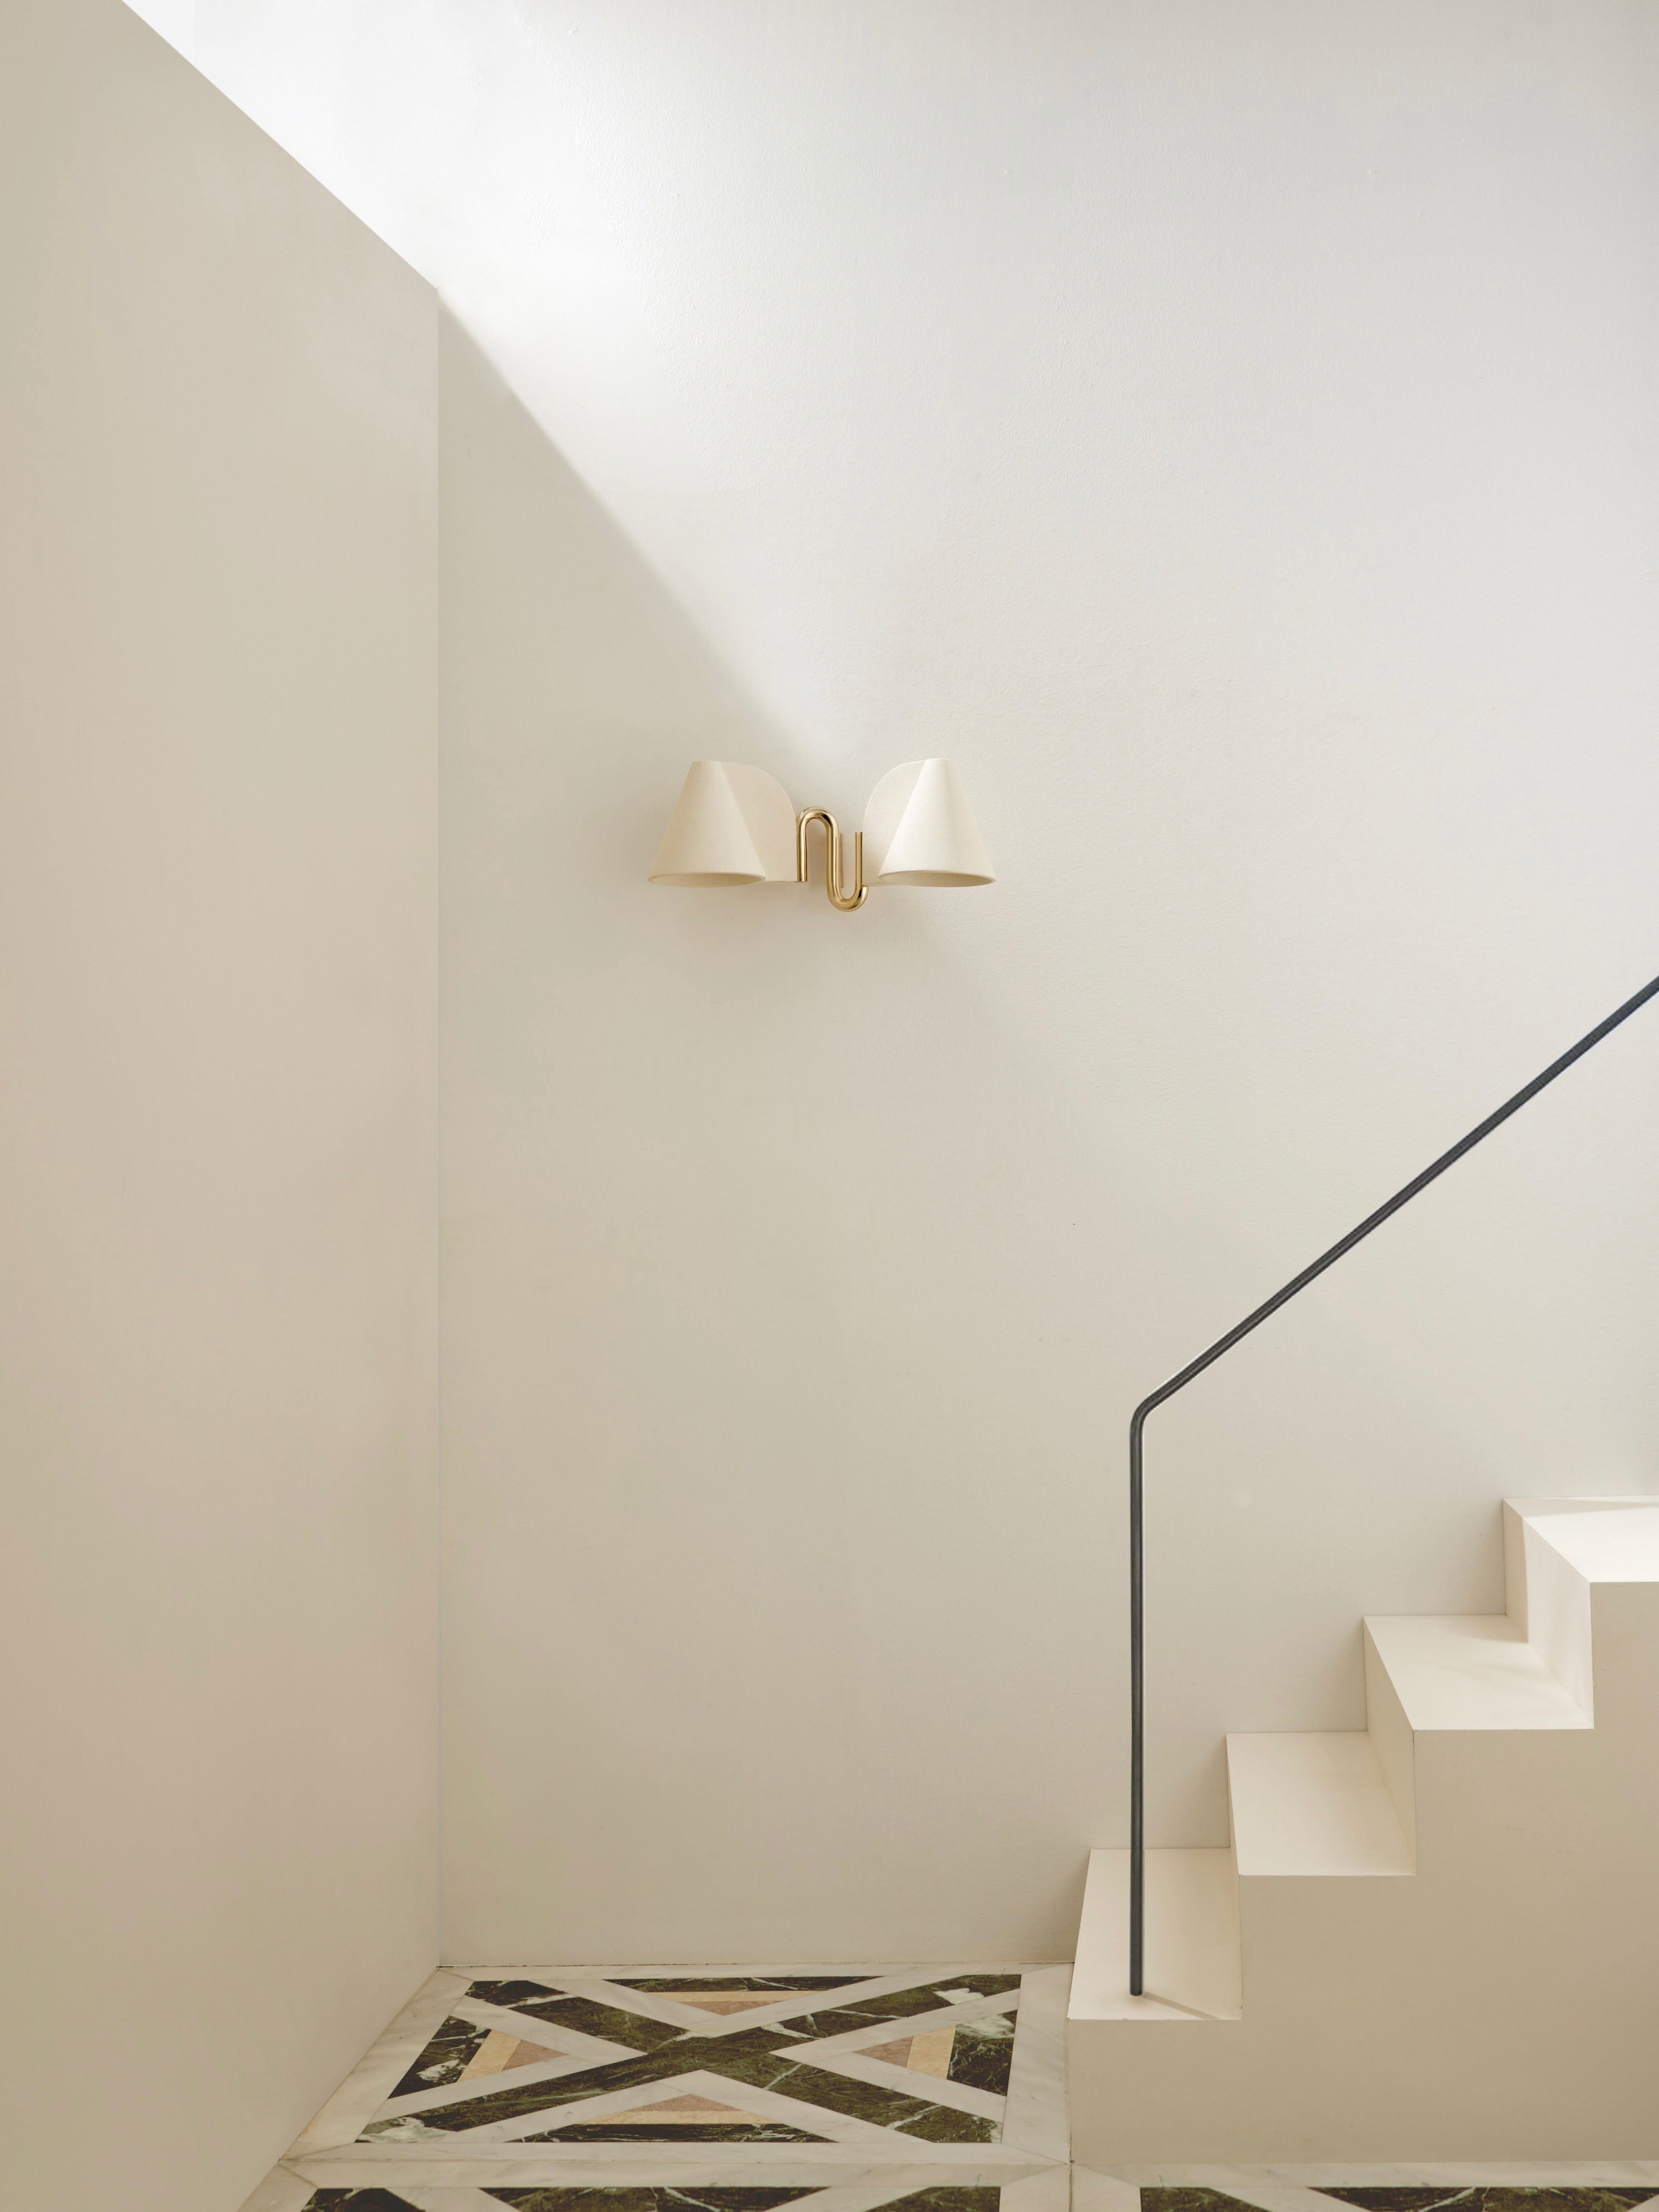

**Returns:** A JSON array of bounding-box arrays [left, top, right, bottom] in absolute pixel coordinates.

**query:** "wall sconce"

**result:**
[[649, 759, 994, 913]]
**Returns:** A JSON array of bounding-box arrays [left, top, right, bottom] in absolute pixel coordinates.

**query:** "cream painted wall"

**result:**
[[140, 1, 1659, 1960], [0, 4, 439, 2206]]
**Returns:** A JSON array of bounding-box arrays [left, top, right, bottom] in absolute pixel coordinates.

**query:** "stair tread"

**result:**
[[1365, 1612, 1590, 1731], [1227, 1731, 1413, 1876], [1070, 1848, 1242, 2023], [1510, 1496, 1659, 1584]]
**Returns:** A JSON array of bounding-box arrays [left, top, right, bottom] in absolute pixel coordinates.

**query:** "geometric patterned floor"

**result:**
[[235, 1965, 1659, 2212], [240, 1962, 1070, 2211]]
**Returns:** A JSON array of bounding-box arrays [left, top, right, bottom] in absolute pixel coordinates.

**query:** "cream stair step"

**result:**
[[1508, 1495, 1659, 1585], [1226, 1730, 1413, 1876], [1363, 1611, 1590, 1731], [1070, 1496, 1659, 2158], [1506, 1497, 1659, 1720], [1070, 1847, 1241, 2022]]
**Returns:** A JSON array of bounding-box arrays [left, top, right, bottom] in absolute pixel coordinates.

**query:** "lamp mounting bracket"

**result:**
[[796, 808, 869, 912]]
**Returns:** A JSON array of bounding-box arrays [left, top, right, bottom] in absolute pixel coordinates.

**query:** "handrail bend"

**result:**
[[1127, 967, 1659, 1995]]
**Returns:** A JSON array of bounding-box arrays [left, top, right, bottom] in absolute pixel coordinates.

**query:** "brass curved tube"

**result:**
[[796, 808, 869, 912]]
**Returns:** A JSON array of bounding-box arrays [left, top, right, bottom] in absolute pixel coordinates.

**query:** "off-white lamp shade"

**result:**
[[649, 761, 799, 885], [862, 758, 994, 885]]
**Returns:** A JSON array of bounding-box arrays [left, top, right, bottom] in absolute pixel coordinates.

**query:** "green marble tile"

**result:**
[[676, 2026, 800, 2069], [1141, 2195, 1271, 2212], [468, 1985, 686, 2053], [390, 2013, 489, 2098], [711, 2051, 941, 2129], [882, 2192, 1003, 2212], [891, 2102, 1001, 2144], [774, 1977, 1021, 2040], [619, 1991, 862, 2008], [945, 2010, 1016, 2096], [468, 1980, 573, 2009], [1319, 2193, 1657, 2212], [301, 2192, 425, 2212]]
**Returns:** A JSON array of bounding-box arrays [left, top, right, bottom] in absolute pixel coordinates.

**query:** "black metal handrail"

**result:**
[[1127, 968, 1659, 1995]]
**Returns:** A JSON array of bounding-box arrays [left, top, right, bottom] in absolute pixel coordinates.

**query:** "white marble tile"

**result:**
[[1002, 1964, 1069, 2162], [291, 2139, 1055, 2181], [232, 2166, 317, 2212], [335, 2189, 1055, 2212], [450, 1962, 1030, 1981], [364, 2189, 510, 2212], [548, 1970, 1007, 2040], [1095, 2168, 1338, 2188], [1256, 2165, 1659, 2188], [1089, 2164, 1659, 2190], [1001, 2165, 1072, 2212], [1070, 2166, 1144, 2212], [285, 1967, 471, 2155], [808, 2165, 1048, 2212], [1156, 2171, 1345, 2212]]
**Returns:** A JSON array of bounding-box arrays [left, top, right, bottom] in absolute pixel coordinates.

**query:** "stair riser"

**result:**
[[1583, 1580, 1659, 1737], [1075, 1830, 1659, 2156], [1068, 1981, 1659, 2163], [1508, 1504, 1595, 1717], [1362, 1625, 1415, 1850]]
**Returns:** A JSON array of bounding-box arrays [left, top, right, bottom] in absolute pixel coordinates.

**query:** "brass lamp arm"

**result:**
[[796, 808, 869, 912]]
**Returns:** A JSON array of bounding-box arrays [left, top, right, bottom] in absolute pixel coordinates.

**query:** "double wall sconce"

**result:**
[[650, 758, 994, 913]]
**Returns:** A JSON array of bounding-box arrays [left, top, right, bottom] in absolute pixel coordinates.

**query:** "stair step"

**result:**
[[1503, 1498, 1659, 1721], [1364, 1612, 1589, 1731], [1509, 1496, 1659, 1585], [1070, 1847, 1241, 2022], [1226, 1730, 1413, 1876], [1071, 1497, 1659, 2158]]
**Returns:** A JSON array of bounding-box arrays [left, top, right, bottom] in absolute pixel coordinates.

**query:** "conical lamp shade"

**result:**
[[863, 758, 994, 886], [650, 761, 797, 886]]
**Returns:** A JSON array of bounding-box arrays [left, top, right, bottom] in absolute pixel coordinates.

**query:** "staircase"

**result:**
[[1068, 1497, 1659, 2163]]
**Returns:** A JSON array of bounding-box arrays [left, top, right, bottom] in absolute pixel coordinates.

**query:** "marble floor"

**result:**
[[237, 1965, 1659, 2212]]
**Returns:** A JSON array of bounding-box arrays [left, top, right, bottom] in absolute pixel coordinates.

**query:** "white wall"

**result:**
[[145, 0, 1659, 1961], [0, 4, 439, 2205]]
